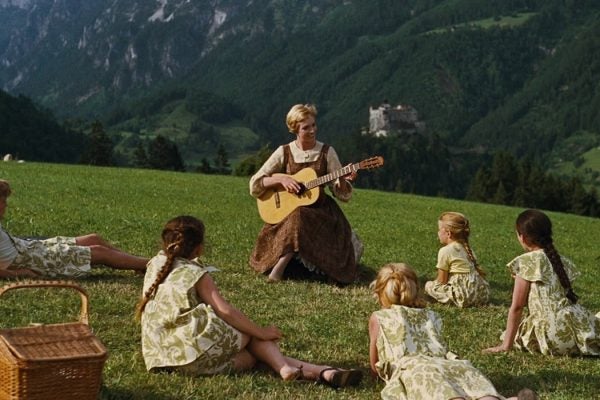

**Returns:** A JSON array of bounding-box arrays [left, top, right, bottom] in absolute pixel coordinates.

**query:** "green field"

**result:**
[[1, 162, 599, 399]]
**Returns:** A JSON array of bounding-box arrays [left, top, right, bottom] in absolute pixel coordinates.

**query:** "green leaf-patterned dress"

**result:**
[[424, 242, 490, 307], [373, 305, 503, 400], [505, 250, 600, 356], [8, 236, 92, 277], [141, 252, 243, 375]]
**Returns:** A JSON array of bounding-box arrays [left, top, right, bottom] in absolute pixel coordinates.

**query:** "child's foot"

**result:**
[[280, 365, 302, 381], [267, 267, 285, 282]]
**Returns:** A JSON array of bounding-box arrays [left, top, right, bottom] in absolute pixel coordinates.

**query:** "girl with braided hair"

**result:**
[[137, 215, 362, 387], [484, 209, 600, 356], [424, 212, 490, 307], [369, 263, 528, 400]]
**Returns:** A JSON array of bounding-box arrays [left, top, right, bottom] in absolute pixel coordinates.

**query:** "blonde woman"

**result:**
[[249, 103, 362, 283], [369, 263, 534, 400], [424, 211, 489, 307]]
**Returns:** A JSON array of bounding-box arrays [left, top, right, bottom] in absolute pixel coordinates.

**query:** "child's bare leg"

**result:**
[[246, 337, 301, 380], [268, 253, 294, 282], [232, 349, 257, 371], [89, 246, 148, 271], [232, 334, 255, 371], [76, 233, 117, 249]]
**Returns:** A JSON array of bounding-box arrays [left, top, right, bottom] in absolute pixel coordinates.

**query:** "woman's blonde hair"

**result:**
[[286, 103, 317, 134], [0, 180, 11, 198], [439, 211, 485, 277], [135, 215, 205, 320], [370, 263, 425, 308]]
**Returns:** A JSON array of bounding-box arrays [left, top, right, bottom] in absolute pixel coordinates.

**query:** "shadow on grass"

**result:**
[[492, 369, 600, 397], [271, 259, 376, 287], [99, 386, 178, 400]]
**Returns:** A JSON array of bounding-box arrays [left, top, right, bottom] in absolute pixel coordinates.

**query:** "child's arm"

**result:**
[[435, 268, 449, 284], [368, 313, 380, 378], [195, 274, 282, 341], [0, 268, 40, 279], [483, 276, 530, 353]]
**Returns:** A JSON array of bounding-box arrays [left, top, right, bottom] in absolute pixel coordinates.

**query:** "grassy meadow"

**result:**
[[1, 162, 599, 400]]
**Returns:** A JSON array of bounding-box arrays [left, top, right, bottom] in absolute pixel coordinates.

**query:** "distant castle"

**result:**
[[367, 100, 426, 137]]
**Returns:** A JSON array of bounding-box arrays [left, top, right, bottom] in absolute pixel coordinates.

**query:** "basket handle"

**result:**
[[0, 280, 90, 325]]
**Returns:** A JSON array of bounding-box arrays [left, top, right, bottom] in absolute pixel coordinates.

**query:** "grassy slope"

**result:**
[[0, 162, 599, 399]]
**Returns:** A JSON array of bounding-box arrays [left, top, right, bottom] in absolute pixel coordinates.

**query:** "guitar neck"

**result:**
[[305, 163, 359, 190]]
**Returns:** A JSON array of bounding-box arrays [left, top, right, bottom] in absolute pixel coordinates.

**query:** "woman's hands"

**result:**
[[279, 175, 303, 194], [342, 164, 358, 182]]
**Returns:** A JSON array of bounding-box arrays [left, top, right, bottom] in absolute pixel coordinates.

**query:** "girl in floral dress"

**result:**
[[369, 263, 523, 400], [484, 209, 600, 356], [137, 215, 362, 387], [424, 211, 490, 307]]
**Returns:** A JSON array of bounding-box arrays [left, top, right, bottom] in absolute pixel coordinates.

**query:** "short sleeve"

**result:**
[[435, 246, 451, 272], [507, 251, 546, 283]]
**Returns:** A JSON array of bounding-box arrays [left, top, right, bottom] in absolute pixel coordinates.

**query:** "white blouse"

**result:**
[[249, 141, 352, 202]]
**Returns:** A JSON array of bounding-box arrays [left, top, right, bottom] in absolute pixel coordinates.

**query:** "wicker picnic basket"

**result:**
[[0, 281, 108, 400]]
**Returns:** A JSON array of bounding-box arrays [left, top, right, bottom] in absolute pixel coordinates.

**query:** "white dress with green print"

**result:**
[[141, 252, 243, 375], [506, 249, 600, 356], [373, 305, 503, 400], [8, 236, 92, 277], [424, 242, 489, 308]]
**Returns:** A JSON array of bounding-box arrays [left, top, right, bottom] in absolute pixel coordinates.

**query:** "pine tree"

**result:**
[[147, 135, 185, 171], [80, 120, 113, 166], [213, 144, 231, 175], [133, 143, 149, 169]]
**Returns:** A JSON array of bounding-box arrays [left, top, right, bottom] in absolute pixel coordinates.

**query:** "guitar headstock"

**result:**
[[359, 156, 384, 170]]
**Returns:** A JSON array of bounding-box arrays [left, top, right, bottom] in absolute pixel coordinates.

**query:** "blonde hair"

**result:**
[[135, 216, 205, 320], [0, 180, 11, 198], [370, 263, 425, 308], [286, 103, 317, 134], [439, 211, 485, 277]]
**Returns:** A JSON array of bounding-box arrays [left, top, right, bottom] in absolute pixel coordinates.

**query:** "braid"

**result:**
[[135, 233, 184, 320], [439, 212, 485, 278], [459, 240, 486, 278], [135, 216, 205, 321], [543, 242, 578, 304], [516, 209, 578, 304]]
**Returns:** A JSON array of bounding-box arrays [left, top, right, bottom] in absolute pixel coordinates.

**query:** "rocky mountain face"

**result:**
[[0, 0, 338, 115]]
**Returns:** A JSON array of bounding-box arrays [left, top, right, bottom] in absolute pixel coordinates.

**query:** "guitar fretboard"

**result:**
[[305, 163, 360, 190]]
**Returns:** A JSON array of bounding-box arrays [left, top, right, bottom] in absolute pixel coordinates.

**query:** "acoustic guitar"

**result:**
[[257, 156, 384, 224]]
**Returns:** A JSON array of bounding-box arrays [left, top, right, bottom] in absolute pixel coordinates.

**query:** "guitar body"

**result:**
[[257, 168, 321, 224]]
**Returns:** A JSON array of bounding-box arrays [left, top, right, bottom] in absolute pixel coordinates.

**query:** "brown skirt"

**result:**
[[249, 195, 357, 284]]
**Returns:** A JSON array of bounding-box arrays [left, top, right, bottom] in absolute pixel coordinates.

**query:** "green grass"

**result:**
[[1, 162, 599, 399]]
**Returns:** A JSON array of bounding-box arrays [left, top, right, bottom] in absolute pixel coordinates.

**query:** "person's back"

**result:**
[[370, 263, 514, 400], [507, 248, 600, 355]]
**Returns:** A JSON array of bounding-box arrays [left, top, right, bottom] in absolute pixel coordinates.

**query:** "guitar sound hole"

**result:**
[[297, 184, 307, 196]]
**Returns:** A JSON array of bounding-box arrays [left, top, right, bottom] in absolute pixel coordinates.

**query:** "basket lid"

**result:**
[[0, 322, 107, 361]]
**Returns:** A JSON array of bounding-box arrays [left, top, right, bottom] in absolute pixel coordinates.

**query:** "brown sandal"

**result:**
[[318, 367, 362, 388]]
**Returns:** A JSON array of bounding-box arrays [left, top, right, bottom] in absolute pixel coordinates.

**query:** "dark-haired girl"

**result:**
[[484, 209, 600, 356], [137, 216, 362, 386]]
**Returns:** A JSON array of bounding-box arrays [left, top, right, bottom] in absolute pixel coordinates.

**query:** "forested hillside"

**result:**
[[0, 90, 85, 162], [1, 0, 599, 215]]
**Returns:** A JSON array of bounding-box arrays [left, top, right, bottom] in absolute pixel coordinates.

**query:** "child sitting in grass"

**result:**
[[0, 179, 148, 279], [424, 211, 490, 307], [369, 262, 535, 400], [137, 215, 362, 387], [484, 209, 600, 356]]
